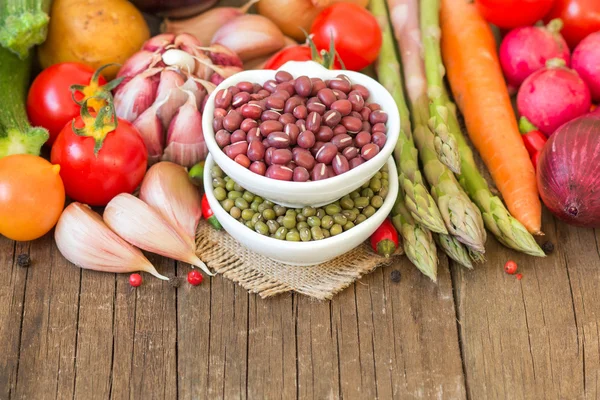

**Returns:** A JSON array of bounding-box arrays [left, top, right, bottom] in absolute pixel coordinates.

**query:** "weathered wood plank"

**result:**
[[73, 270, 115, 400], [453, 210, 584, 399], [362, 257, 466, 399], [13, 235, 81, 399], [296, 293, 341, 400], [0, 238, 24, 399], [178, 271, 248, 399], [247, 292, 297, 400]]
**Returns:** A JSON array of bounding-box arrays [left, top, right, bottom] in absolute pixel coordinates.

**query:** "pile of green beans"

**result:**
[[210, 165, 390, 241]]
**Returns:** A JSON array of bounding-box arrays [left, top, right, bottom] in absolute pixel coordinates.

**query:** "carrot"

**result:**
[[439, 0, 542, 234]]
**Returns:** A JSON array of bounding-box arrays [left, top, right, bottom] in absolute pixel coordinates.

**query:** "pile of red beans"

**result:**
[[212, 71, 388, 182]]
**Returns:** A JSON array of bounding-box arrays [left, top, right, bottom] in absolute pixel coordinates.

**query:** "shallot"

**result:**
[[537, 114, 600, 227], [517, 59, 591, 136], [114, 33, 243, 167], [55, 203, 168, 280]]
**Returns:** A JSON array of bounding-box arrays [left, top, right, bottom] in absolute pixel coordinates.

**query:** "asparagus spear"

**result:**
[[389, 0, 487, 253], [392, 198, 438, 281], [370, 0, 447, 234], [435, 234, 473, 269], [442, 91, 545, 256], [419, 0, 461, 174]]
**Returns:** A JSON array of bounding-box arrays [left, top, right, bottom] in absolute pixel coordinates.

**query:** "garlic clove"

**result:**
[[210, 67, 243, 85], [192, 51, 215, 81], [211, 14, 286, 61], [117, 50, 161, 81], [154, 69, 187, 128], [139, 161, 202, 249], [198, 44, 244, 67], [133, 103, 165, 165], [181, 76, 207, 110], [162, 89, 208, 167], [104, 193, 214, 276], [143, 33, 176, 53], [55, 203, 168, 280], [114, 67, 161, 122], [174, 33, 203, 55]]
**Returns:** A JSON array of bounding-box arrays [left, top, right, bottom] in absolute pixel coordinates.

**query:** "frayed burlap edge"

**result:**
[[195, 221, 402, 300]]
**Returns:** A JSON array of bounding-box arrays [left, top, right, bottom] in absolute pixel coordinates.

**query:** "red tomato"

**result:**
[[310, 3, 382, 71], [51, 112, 148, 207], [544, 0, 600, 48], [27, 63, 107, 146], [263, 45, 343, 70], [474, 0, 554, 29]]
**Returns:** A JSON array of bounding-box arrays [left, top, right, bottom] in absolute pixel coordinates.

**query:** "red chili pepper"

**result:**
[[519, 117, 547, 170], [370, 219, 399, 258], [201, 193, 223, 231]]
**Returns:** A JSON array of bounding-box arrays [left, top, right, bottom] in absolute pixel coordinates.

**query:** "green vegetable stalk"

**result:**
[[392, 197, 438, 281], [419, 0, 461, 174], [370, 0, 447, 235], [442, 91, 545, 256], [0, 47, 48, 158], [0, 0, 52, 58], [435, 233, 473, 269]]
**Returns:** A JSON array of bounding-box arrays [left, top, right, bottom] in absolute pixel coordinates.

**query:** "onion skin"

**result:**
[[257, 0, 368, 42], [537, 114, 600, 227]]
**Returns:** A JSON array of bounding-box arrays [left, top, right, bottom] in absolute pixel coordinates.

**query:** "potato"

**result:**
[[38, 0, 150, 79]]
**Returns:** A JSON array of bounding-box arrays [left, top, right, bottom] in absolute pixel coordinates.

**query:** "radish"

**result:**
[[517, 59, 591, 136], [499, 19, 570, 93], [572, 32, 600, 103]]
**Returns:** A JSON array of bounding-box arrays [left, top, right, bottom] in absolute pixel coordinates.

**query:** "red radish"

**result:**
[[572, 32, 600, 103], [370, 219, 399, 258], [499, 19, 571, 92], [537, 114, 600, 227], [517, 59, 591, 136]]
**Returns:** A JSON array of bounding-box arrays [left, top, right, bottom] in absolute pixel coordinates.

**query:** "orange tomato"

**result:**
[[0, 155, 65, 241]]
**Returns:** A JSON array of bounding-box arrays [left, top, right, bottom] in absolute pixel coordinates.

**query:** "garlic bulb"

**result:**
[[55, 203, 168, 280], [139, 161, 202, 249], [114, 33, 243, 168], [104, 193, 213, 276]]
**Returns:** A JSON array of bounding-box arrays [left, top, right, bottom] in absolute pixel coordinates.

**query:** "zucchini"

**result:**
[[0, 46, 48, 158], [0, 0, 52, 58]]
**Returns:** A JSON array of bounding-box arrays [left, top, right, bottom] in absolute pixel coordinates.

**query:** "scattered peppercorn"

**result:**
[[129, 273, 142, 287], [16, 254, 30, 268], [390, 269, 401, 283], [516, 273, 523, 280], [542, 241, 554, 255], [504, 260, 518, 275], [187, 270, 203, 286]]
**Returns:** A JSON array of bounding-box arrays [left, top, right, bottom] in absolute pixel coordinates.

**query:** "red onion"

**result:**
[[537, 114, 600, 227]]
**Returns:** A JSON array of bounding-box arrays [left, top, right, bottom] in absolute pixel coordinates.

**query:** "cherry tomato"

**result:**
[[0, 155, 65, 241], [263, 45, 343, 70], [544, 0, 600, 48], [474, 0, 554, 29], [26, 63, 107, 146], [311, 3, 382, 71], [51, 108, 148, 207]]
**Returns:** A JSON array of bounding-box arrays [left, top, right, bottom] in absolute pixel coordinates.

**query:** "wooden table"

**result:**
[[1, 208, 598, 399]]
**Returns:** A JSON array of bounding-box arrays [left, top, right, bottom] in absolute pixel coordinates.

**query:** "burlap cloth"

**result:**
[[195, 220, 403, 300]]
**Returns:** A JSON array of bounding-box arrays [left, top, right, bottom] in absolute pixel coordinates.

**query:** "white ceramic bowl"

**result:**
[[202, 61, 400, 208], [203, 154, 399, 266]]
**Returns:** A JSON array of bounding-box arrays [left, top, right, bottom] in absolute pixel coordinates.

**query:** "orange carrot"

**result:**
[[440, 0, 542, 234]]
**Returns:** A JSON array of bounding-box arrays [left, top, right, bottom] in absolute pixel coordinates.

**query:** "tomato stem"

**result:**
[[69, 64, 124, 111], [72, 96, 118, 155]]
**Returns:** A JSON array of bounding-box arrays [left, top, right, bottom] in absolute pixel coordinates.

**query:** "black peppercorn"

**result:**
[[390, 269, 401, 283], [542, 241, 554, 255], [16, 254, 30, 268]]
